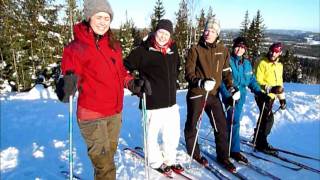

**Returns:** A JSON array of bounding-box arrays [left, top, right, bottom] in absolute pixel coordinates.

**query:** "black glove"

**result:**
[[128, 77, 152, 97], [279, 99, 286, 110], [226, 97, 235, 107], [55, 71, 78, 103], [226, 87, 240, 107], [270, 86, 284, 94]]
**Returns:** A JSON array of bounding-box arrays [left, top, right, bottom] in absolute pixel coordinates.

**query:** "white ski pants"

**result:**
[[145, 104, 181, 168]]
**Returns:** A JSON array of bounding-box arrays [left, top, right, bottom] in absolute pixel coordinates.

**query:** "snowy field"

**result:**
[[1, 83, 320, 179]]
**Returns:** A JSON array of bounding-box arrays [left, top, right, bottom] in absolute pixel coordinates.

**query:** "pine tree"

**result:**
[[0, 0, 62, 92], [252, 10, 265, 57], [185, 0, 198, 47], [281, 49, 302, 82], [239, 10, 250, 39], [150, 0, 165, 32], [174, 0, 189, 89], [64, 0, 82, 42], [132, 27, 142, 47], [247, 19, 255, 58], [247, 10, 265, 65], [119, 11, 135, 58], [22, 0, 62, 89], [206, 6, 214, 19], [195, 8, 206, 44], [0, 0, 21, 91]]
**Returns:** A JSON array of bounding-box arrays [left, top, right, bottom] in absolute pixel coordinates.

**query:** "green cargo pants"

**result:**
[[78, 113, 122, 180]]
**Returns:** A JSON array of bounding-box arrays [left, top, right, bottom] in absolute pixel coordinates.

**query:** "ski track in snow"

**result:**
[[1, 83, 320, 179]]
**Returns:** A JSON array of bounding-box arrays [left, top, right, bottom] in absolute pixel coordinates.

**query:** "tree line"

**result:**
[[0, 0, 318, 92]]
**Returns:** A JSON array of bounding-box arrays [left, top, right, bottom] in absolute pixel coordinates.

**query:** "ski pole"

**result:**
[[68, 95, 73, 180], [253, 102, 266, 148], [218, 92, 230, 115], [141, 93, 150, 180], [273, 107, 281, 115], [210, 110, 218, 133], [224, 106, 231, 114], [188, 91, 209, 168], [228, 100, 236, 157]]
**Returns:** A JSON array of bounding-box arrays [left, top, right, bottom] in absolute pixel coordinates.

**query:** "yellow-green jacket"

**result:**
[[255, 57, 284, 99]]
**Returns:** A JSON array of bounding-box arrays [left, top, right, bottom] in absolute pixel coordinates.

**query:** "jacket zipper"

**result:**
[[273, 63, 278, 85], [96, 40, 120, 109], [163, 54, 171, 107]]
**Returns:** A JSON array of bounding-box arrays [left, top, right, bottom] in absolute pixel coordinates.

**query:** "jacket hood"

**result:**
[[73, 22, 107, 46]]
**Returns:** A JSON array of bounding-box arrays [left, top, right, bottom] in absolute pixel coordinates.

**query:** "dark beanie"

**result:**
[[233, 37, 247, 48], [83, 0, 114, 21], [155, 19, 173, 34]]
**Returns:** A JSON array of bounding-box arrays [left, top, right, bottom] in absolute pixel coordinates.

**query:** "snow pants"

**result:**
[[254, 96, 275, 148], [225, 90, 246, 153], [184, 93, 229, 161], [78, 113, 122, 180], [146, 104, 181, 168]]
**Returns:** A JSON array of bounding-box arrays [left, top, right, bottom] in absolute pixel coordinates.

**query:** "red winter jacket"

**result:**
[[61, 22, 132, 121]]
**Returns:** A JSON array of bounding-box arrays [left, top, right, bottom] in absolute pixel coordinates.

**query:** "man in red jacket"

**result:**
[[55, 0, 140, 179]]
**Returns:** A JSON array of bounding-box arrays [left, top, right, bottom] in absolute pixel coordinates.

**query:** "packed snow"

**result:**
[[1, 83, 320, 179]]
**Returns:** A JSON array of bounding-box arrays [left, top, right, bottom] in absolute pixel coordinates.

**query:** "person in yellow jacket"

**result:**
[[253, 42, 286, 155]]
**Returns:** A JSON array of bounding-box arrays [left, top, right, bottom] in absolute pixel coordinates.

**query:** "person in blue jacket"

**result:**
[[220, 37, 270, 164]]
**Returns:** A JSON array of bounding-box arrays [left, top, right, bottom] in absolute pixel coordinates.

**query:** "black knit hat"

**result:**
[[155, 19, 173, 34], [233, 37, 247, 49]]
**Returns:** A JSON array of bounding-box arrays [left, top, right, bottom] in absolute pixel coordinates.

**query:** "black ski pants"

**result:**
[[184, 93, 229, 161], [254, 96, 275, 148]]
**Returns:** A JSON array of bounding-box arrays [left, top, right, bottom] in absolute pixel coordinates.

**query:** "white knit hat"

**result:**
[[204, 17, 220, 35], [83, 0, 114, 21]]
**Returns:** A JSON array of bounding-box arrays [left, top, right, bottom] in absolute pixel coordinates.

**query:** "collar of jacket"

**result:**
[[149, 47, 174, 55], [199, 36, 220, 49], [142, 34, 174, 55], [267, 57, 280, 64], [199, 38, 220, 49], [73, 22, 108, 47], [231, 54, 244, 64]]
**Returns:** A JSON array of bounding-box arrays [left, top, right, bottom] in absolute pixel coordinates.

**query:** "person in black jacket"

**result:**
[[125, 19, 183, 175]]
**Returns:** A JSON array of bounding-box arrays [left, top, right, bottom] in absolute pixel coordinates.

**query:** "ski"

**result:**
[[134, 146, 194, 180], [272, 147, 320, 162], [240, 140, 320, 174], [123, 147, 173, 179], [204, 163, 231, 180], [201, 149, 248, 180], [199, 135, 301, 173], [244, 162, 281, 180], [179, 141, 231, 180], [241, 139, 320, 162], [242, 150, 302, 171]]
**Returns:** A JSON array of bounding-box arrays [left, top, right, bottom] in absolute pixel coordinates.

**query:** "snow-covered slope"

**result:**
[[1, 83, 319, 179]]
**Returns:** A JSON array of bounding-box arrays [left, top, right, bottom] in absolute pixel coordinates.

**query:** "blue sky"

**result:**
[[77, 0, 319, 32]]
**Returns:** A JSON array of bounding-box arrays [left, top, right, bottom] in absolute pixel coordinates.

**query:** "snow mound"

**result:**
[[1, 147, 19, 172], [8, 85, 57, 100], [53, 139, 66, 148], [32, 143, 45, 159]]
